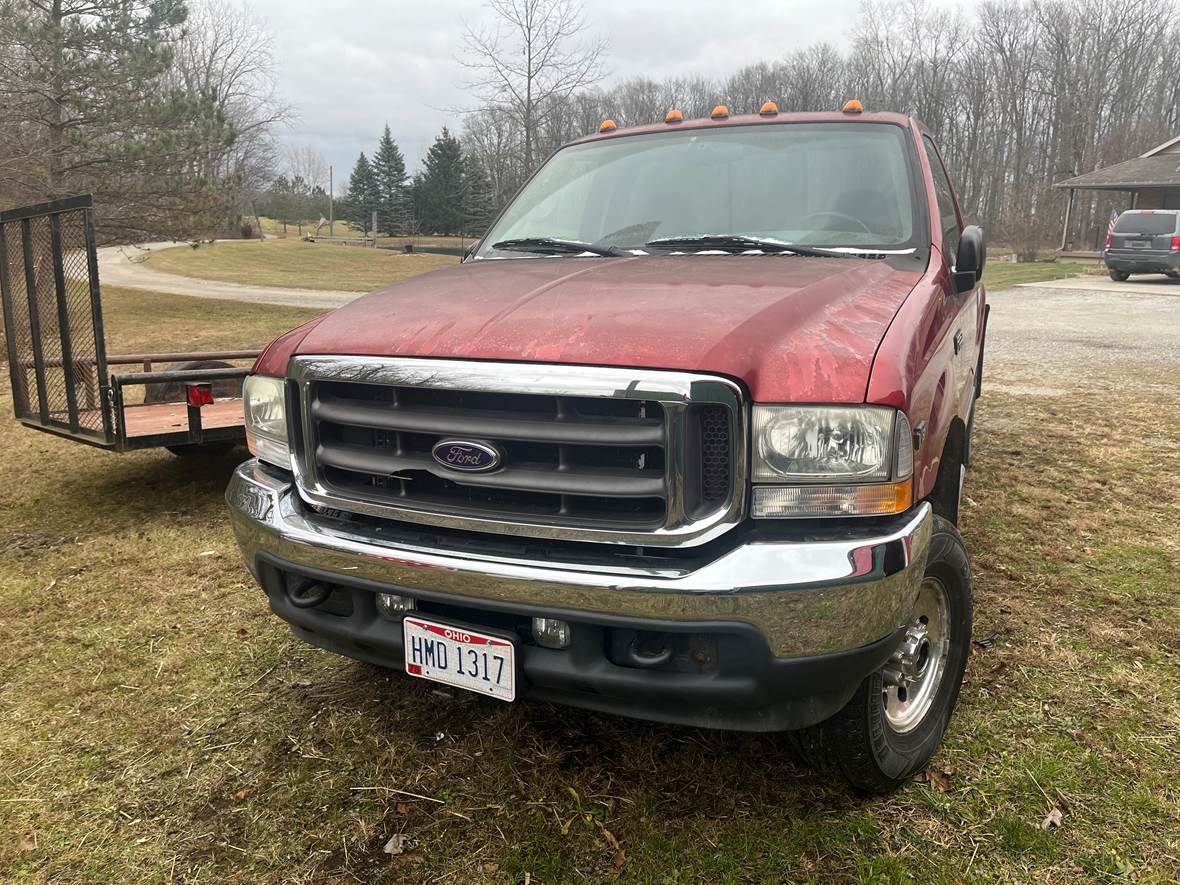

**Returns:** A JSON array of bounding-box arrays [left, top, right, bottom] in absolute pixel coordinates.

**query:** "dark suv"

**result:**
[[1105, 209, 1180, 281]]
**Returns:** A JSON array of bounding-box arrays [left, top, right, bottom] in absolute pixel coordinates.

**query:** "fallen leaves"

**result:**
[[920, 764, 959, 792], [602, 827, 626, 875], [1040, 808, 1064, 831], [383, 833, 419, 855]]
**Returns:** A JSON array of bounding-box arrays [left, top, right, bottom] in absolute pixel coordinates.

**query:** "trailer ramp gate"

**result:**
[[0, 195, 113, 446], [1, 194, 261, 453]]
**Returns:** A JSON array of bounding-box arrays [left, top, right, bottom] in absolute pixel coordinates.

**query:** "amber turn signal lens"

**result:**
[[759, 101, 779, 116], [598, 119, 617, 132], [665, 108, 683, 123], [842, 99, 863, 114], [751, 479, 912, 518], [711, 105, 729, 119]]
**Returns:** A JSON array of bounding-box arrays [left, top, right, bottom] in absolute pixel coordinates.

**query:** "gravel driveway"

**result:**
[[95, 241, 362, 308], [985, 284, 1180, 396]]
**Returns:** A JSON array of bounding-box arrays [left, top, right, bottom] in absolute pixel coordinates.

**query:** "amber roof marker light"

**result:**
[[598, 119, 617, 132], [759, 101, 779, 116], [711, 105, 729, 120], [665, 109, 684, 123], [842, 99, 863, 114]]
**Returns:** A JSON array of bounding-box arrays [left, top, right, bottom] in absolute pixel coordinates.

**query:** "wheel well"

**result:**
[[929, 418, 967, 525]]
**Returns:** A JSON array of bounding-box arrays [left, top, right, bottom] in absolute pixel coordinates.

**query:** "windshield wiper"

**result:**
[[644, 234, 851, 258], [490, 237, 623, 257]]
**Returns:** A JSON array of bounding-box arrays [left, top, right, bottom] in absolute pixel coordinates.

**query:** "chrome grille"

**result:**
[[289, 357, 746, 547]]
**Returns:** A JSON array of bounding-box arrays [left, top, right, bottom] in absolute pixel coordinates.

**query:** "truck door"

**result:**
[[922, 136, 981, 417]]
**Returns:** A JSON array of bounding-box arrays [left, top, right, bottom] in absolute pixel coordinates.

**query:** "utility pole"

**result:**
[[329, 165, 334, 237]]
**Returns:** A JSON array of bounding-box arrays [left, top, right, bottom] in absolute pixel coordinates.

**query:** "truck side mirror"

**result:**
[[952, 225, 986, 294]]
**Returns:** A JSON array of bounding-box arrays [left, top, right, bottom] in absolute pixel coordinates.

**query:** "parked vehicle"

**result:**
[[1104, 208, 1180, 281], [227, 102, 988, 792], [1, 196, 260, 455]]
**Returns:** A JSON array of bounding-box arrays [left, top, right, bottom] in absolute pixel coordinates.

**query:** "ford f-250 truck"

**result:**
[[227, 102, 987, 793]]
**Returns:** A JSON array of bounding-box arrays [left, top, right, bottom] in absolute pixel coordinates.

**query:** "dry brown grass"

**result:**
[[0, 291, 1177, 882]]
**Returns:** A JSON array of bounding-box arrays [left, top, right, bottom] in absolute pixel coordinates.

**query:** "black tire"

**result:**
[[788, 515, 972, 794], [143, 360, 243, 458], [1109, 270, 1130, 281]]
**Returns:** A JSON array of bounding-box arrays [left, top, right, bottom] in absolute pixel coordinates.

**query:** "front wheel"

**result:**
[[788, 515, 972, 793], [1109, 270, 1130, 281]]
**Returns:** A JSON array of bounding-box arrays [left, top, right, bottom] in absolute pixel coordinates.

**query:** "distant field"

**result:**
[[255, 216, 365, 238], [145, 237, 458, 291], [253, 215, 471, 248]]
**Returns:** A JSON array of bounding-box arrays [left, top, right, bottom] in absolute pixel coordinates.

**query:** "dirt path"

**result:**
[[95, 241, 363, 308]]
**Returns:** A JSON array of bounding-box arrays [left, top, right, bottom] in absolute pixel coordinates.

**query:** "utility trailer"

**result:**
[[0, 195, 260, 454]]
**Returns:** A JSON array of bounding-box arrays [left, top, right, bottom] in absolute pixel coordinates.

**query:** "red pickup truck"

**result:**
[[227, 104, 987, 792]]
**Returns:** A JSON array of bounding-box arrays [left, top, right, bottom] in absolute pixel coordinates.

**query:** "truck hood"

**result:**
[[294, 255, 922, 402]]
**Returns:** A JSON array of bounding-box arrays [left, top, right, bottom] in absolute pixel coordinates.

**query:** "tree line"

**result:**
[[459, 0, 1180, 253], [4, 0, 1175, 250], [255, 126, 496, 239]]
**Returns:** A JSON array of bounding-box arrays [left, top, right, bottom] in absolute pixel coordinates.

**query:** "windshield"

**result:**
[[477, 122, 925, 258], [1114, 212, 1179, 235]]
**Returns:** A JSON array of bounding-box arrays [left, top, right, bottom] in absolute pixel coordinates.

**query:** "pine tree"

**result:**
[[343, 152, 380, 234], [461, 154, 497, 237], [372, 124, 408, 236], [0, 0, 239, 239], [414, 128, 465, 235]]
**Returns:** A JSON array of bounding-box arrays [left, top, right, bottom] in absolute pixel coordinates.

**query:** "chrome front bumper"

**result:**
[[227, 460, 932, 659]]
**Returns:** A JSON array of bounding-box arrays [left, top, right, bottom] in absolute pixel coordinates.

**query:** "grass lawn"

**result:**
[[144, 237, 458, 292], [255, 216, 367, 239], [984, 259, 1097, 290], [1, 291, 1178, 882]]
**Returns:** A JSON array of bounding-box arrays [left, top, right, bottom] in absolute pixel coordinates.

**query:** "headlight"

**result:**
[[751, 405, 913, 518], [243, 374, 290, 469]]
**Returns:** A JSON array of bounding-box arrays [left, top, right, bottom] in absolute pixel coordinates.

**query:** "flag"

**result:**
[[1104, 209, 1118, 251]]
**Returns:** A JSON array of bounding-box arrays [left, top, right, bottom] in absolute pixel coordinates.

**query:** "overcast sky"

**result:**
[[245, 0, 969, 187]]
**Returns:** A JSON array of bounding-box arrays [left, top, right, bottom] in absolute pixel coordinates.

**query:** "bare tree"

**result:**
[[171, 0, 290, 195], [459, 0, 1180, 253], [287, 145, 329, 193], [459, 0, 607, 173]]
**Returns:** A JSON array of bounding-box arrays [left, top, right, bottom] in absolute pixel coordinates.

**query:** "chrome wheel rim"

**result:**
[[882, 576, 950, 734]]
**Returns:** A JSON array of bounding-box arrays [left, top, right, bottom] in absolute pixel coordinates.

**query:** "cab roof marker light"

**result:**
[[665, 109, 684, 123], [598, 119, 617, 132], [842, 99, 863, 114], [711, 105, 729, 119], [759, 101, 779, 116]]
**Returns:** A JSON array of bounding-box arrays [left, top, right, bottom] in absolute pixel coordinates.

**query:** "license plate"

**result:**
[[1130, 240, 1149, 248], [402, 617, 516, 701]]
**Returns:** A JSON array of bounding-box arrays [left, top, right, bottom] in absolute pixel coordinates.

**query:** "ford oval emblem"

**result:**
[[431, 439, 502, 473]]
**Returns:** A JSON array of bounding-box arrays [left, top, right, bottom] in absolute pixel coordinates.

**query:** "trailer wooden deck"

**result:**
[[119, 399, 245, 437]]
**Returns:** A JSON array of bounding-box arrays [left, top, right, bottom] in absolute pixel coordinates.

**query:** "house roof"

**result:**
[[1055, 153, 1180, 190], [1142, 134, 1180, 157]]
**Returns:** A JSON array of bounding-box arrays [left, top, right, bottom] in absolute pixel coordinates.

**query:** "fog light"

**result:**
[[375, 593, 415, 619], [531, 617, 571, 649]]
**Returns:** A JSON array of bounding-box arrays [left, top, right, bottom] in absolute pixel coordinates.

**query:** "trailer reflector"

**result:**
[[186, 383, 214, 408]]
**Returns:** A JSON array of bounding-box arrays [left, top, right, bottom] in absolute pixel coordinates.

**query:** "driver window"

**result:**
[[923, 136, 961, 262]]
